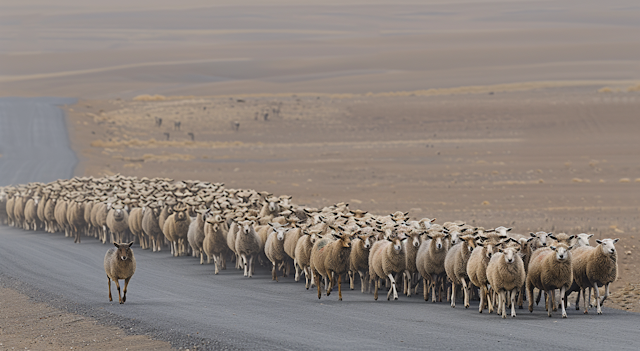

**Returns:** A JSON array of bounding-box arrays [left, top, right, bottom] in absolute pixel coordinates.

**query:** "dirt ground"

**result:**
[[61, 85, 640, 313], [0, 287, 173, 351]]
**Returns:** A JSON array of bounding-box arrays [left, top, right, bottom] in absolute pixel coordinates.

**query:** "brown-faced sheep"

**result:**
[[104, 241, 136, 304], [203, 214, 230, 274]]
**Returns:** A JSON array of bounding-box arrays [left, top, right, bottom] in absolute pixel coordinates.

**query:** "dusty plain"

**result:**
[[1, 0, 640, 349]]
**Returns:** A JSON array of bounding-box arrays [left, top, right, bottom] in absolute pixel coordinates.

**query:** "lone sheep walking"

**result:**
[[104, 242, 136, 304]]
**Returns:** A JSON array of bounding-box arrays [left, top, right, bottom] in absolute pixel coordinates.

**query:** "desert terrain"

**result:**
[[1, 0, 640, 349]]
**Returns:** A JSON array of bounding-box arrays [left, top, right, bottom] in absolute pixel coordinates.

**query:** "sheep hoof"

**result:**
[[597, 311, 602, 315], [394, 297, 398, 301], [562, 313, 567, 318]]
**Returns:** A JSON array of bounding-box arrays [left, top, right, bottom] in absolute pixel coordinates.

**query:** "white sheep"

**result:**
[[369, 233, 406, 301], [526, 243, 574, 318], [444, 234, 477, 308], [486, 245, 526, 318], [571, 238, 618, 314]]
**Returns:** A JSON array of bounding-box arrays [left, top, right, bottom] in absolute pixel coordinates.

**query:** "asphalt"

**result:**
[[0, 97, 77, 186], [1, 98, 639, 350]]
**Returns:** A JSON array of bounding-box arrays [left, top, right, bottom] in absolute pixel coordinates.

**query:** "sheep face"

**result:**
[[275, 228, 286, 241], [449, 231, 460, 245], [550, 245, 572, 261], [501, 246, 519, 264], [410, 234, 421, 248], [268, 201, 280, 213], [363, 235, 375, 249], [241, 221, 255, 235], [332, 232, 352, 248], [530, 231, 550, 247], [575, 233, 593, 247], [596, 238, 619, 255], [175, 210, 187, 221], [114, 241, 134, 261], [114, 209, 125, 220]]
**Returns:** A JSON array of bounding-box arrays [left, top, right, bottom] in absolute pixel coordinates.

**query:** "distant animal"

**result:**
[[263, 112, 269, 121], [188, 132, 195, 141], [233, 121, 240, 131], [164, 132, 170, 140], [104, 242, 136, 304], [155, 117, 162, 127], [174, 121, 181, 130]]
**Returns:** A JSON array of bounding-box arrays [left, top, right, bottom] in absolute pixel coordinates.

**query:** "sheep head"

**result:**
[[113, 241, 134, 261], [596, 238, 619, 255], [530, 231, 550, 247], [549, 244, 572, 261], [499, 246, 520, 264], [332, 231, 352, 248], [576, 233, 594, 247]]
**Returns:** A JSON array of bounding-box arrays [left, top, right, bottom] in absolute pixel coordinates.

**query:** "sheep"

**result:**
[[107, 205, 130, 244], [5, 193, 16, 227], [466, 235, 509, 313], [202, 214, 230, 274], [571, 238, 618, 314], [142, 203, 164, 252], [226, 220, 242, 269], [235, 220, 262, 277], [23, 196, 39, 231], [369, 233, 406, 301], [44, 196, 58, 233], [128, 206, 146, 249], [310, 230, 353, 300], [526, 243, 574, 318], [67, 198, 86, 243], [92, 202, 110, 244], [104, 241, 136, 304], [163, 205, 191, 256], [283, 225, 303, 281], [13, 193, 26, 229], [549, 233, 576, 246], [416, 230, 449, 302], [349, 231, 377, 293], [486, 245, 526, 318], [264, 224, 289, 281], [187, 209, 208, 263], [295, 230, 320, 289], [402, 230, 423, 296], [444, 234, 477, 308], [54, 198, 69, 237]]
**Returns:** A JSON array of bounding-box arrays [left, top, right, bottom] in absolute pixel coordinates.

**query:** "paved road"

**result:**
[[0, 97, 77, 186], [0, 226, 639, 350], [1, 98, 639, 350]]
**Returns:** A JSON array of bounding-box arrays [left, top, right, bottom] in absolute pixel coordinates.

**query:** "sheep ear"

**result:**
[[613, 238, 619, 244], [567, 245, 574, 250], [547, 232, 553, 236], [127, 241, 134, 248], [426, 234, 433, 239], [113, 242, 120, 248], [550, 246, 557, 251], [506, 227, 512, 232], [568, 235, 575, 240], [596, 239, 603, 244], [548, 234, 557, 240], [430, 218, 436, 223], [332, 232, 341, 240], [529, 232, 536, 237], [588, 234, 594, 239], [526, 237, 535, 242]]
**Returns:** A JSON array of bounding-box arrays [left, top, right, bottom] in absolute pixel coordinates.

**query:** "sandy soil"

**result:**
[[0, 287, 172, 351]]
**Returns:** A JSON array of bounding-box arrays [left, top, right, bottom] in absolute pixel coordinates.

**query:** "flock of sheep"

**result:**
[[0, 175, 619, 317]]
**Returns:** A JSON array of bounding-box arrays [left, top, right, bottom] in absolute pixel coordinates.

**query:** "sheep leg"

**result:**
[[600, 283, 610, 306], [560, 286, 567, 318], [546, 290, 553, 317], [450, 282, 457, 308], [358, 271, 365, 293], [304, 267, 310, 289], [107, 276, 113, 302], [241, 254, 248, 277], [461, 279, 470, 308], [487, 286, 494, 314], [316, 271, 322, 299], [593, 282, 603, 315], [310, 269, 315, 288], [114, 279, 123, 304], [527, 281, 534, 313], [248, 255, 255, 277], [430, 274, 437, 302], [500, 291, 507, 318], [349, 271, 355, 290], [387, 273, 398, 301], [214, 255, 220, 275], [373, 277, 379, 301], [294, 259, 300, 282], [552, 290, 557, 311], [326, 271, 333, 296], [338, 274, 343, 301], [200, 250, 205, 265], [479, 285, 486, 313], [536, 289, 542, 305], [272, 262, 278, 281], [577, 288, 583, 311], [510, 289, 517, 318], [423, 277, 429, 301]]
